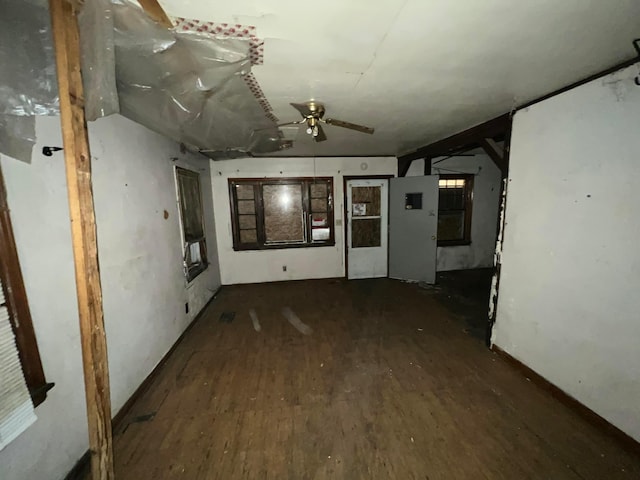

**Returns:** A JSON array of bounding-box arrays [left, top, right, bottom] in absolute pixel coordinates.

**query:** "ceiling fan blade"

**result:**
[[277, 120, 303, 127], [253, 121, 302, 132], [325, 118, 374, 134], [314, 123, 327, 142], [290, 102, 313, 117]]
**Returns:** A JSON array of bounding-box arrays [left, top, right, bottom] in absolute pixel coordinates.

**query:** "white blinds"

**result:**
[[0, 277, 36, 451]]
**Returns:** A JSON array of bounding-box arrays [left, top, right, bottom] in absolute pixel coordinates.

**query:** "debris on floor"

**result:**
[[219, 311, 236, 323]]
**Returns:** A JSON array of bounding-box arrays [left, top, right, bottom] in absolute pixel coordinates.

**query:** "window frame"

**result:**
[[437, 174, 474, 247], [175, 167, 208, 282], [229, 177, 335, 251], [0, 166, 51, 407]]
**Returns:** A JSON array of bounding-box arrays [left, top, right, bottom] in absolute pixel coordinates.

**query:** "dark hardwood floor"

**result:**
[[112, 278, 640, 479]]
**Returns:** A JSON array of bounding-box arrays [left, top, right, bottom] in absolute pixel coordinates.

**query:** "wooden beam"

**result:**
[[398, 157, 414, 177], [138, 0, 173, 28], [423, 157, 432, 176], [480, 137, 508, 176], [399, 114, 511, 162], [49, 1, 114, 479]]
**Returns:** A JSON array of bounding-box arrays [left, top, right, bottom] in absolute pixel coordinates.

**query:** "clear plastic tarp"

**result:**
[[0, 0, 59, 162], [78, 0, 119, 120], [110, 0, 281, 155], [0, 0, 282, 163]]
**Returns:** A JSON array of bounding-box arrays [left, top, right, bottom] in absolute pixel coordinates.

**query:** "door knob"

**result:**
[[431, 235, 436, 240]]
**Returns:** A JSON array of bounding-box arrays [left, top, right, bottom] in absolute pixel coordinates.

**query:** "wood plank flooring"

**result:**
[[112, 279, 640, 479]]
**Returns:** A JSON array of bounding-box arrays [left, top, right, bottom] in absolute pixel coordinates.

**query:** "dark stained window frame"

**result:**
[[175, 167, 208, 282], [229, 177, 335, 251], [437, 173, 474, 247], [0, 165, 52, 407]]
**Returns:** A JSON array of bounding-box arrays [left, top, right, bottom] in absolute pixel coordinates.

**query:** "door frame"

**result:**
[[343, 175, 394, 279]]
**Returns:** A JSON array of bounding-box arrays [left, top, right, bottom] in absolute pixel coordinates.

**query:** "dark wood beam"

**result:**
[[398, 157, 414, 177], [49, 1, 114, 479], [423, 157, 432, 176], [138, 0, 173, 28], [399, 114, 511, 162], [480, 138, 508, 176]]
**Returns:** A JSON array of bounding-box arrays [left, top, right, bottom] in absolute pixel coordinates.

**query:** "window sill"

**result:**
[[31, 382, 55, 408], [233, 241, 336, 252], [438, 240, 471, 247], [186, 262, 208, 283]]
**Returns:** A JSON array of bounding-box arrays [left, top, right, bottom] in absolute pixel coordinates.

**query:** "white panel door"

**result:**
[[389, 175, 439, 284], [346, 179, 388, 279]]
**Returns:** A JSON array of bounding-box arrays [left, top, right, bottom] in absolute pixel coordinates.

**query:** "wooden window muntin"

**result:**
[[437, 174, 474, 246], [229, 177, 335, 251]]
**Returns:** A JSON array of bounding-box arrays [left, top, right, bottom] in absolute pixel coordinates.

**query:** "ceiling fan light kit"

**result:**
[[278, 101, 375, 143]]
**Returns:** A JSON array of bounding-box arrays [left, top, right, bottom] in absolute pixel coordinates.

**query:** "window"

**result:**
[[0, 167, 51, 449], [438, 174, 474, 246], [176, 167, 208, 282], [229, 177, 334, 250]]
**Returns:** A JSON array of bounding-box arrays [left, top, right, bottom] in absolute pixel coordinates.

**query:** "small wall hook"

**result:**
[[42, 146, 63, 157]]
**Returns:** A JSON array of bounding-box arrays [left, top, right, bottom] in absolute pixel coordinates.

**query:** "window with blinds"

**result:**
[[0, 277, 36, 451], [0, 165, 49, 450]]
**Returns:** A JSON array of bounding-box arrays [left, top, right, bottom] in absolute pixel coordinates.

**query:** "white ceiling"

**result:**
[[159, 0, 640, 157]]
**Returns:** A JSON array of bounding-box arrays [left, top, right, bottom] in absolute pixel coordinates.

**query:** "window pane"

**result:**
[[439, 188, 465, 210], [311, 198, 328, 212], [438, 211, 465, 241], [177, 170, 204, 242], [237, 199, 255, 214], [239, 214, 256, 230], [312, 228, 331, 241], [311, 212, 328, 227], [352, 218, 381, 248], [240, 229, 257, 244], [352, 186, 381, 216], [263, 184, 304, 243], [310, 183, 328, 198], [235, 184, 255, 200]]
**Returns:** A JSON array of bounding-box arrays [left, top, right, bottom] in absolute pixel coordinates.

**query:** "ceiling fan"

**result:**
[[279, 101, 375, 142]]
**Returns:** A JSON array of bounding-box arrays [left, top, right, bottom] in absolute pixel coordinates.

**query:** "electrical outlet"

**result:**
[[282, 265, 287, 272]]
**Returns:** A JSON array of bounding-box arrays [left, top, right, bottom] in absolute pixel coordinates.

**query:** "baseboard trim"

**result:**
[[64, 287, 222, 480], [63, 451, 91, 480], [491, 344, 640, 457], [112, 286, 222, 430]]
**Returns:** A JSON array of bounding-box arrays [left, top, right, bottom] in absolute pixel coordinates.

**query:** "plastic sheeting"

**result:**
[[0, 0, 59, 162], [111, 0, 282, 155], [78, 0, 120, 120], [0, 0, 283, 163]]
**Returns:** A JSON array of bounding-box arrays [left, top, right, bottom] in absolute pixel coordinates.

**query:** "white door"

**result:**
[[346, 179, 389, 279], [389, 175, 439, 283]]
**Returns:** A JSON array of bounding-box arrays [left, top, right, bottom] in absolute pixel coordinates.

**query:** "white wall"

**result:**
[[492, 63, 640, 440], [211, 156, 397, 284], [407, 154, 502, 271], [0, 114, 221, 480]]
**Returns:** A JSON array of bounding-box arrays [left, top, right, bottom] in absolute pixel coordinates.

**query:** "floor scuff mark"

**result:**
[[282, 306, 313, 335], [249, 308, 261, 332]]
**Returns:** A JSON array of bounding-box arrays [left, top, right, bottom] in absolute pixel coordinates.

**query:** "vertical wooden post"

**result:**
[[48, 1, 114, 479]]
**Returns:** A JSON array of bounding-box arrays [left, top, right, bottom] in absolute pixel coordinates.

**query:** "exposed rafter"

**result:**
[[138, 0, 173, 28], [480, 137, 508, 176], [399, 114, 511, 162], [397, 114, 511, 177]]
